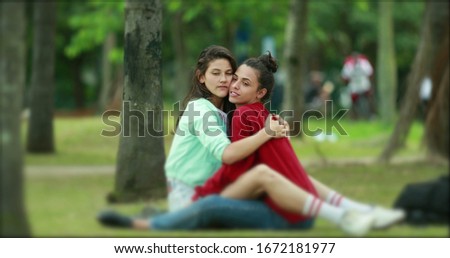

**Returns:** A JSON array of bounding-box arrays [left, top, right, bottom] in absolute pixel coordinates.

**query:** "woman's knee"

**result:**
[[251, 164, 278, 182], [252, 164, 271, 173]]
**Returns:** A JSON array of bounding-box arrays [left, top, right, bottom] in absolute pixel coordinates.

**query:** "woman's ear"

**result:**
[[257, 88, 267, 100], [196, 70, 205, 84]]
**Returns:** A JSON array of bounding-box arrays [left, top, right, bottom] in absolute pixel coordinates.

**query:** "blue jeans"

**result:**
[[150, 195, 314, 230]]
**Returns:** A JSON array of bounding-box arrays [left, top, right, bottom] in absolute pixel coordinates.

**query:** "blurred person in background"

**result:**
[[341, 52, 375, 120]]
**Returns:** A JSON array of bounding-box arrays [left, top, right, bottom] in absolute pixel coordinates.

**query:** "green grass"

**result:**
[[24, 117, 119, 165], [22, 116, 448, 237], [291, 119, 425, 159], [23, 116, 174, 165], [26, 162, 448, 237], [23, 116, 426, 166]]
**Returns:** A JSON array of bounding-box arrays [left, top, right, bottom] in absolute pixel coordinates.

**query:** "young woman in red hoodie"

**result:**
[[99, 53, 404, 236], [194, 53, 404, 236]]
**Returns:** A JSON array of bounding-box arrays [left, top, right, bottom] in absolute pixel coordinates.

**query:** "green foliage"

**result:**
[[182, 3, 204, 22], [355, 0, 370, 12], [64, 1, 124, 62], [393, 1, 424, 71], [166, 0, 182, 12], [37, 1, 425, 111]]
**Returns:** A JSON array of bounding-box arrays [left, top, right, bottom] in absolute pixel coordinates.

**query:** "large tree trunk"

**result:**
[[26, 1, 56, 153], [424, 3, 449, 160], [111, 0, 166, 202], [0, 2, 31, 236], [282, 0, 308, 137], [376, 1, 397, 123], [379, 2, 444, 162]]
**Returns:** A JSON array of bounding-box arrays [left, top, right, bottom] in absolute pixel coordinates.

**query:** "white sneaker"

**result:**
[[370, 207, 406, 229], [339, 210, 375, 237]]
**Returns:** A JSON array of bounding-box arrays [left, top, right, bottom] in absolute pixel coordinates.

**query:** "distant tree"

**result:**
[[282, 0, 309, 136], [26, 1, 56, 153], [64, 2, 124, 112], [379, 1, 448, 162], [0, 2, 30, 236], [376, 1, 397, 123], [110, 0, 166, 202], [98, 32, 117, 112], [169, 4, 190, 106]]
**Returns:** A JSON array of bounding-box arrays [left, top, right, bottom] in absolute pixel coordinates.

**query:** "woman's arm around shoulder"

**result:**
[[221, 113, 288, 164]]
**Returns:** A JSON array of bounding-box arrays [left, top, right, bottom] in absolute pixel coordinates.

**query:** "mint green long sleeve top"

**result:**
[[165, 98, 230, 187]]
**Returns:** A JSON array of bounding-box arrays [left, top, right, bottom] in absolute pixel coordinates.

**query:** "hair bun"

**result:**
[[259, 52, 278, 73]]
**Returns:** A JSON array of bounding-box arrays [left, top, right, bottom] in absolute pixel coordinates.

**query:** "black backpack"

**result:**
[[393, 175, 449, 225]]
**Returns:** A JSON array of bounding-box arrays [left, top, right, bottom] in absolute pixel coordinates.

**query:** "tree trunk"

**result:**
[[26, 1, 56, 153], [376, 1, 397, 123], [111, 0, 166, 202], [282, 0, 309, 137], [424, 2, 449, 159], [0, 2, 31, 236], [98, 33, 116, 113], [379, 2, 442, 162]]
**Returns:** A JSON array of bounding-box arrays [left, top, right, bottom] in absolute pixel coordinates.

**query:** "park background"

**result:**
[[0, 0, 448, 237]]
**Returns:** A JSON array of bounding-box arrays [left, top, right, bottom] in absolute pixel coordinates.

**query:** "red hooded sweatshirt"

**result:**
[[194, 102, 318, 223]]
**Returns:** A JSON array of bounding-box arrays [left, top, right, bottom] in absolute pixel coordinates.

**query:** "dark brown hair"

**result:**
[[177, 45, 237, 127], [242, 52, 278, 103]]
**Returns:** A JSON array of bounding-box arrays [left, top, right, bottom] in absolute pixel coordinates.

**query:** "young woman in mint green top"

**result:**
[[99, 53, 404, 234], [164, 45, 285, 211]]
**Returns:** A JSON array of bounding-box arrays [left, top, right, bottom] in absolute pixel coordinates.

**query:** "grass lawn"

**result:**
[[23, 116, 448, 237], [26, 162, 448, 237], [24, 116, 426, 166]]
